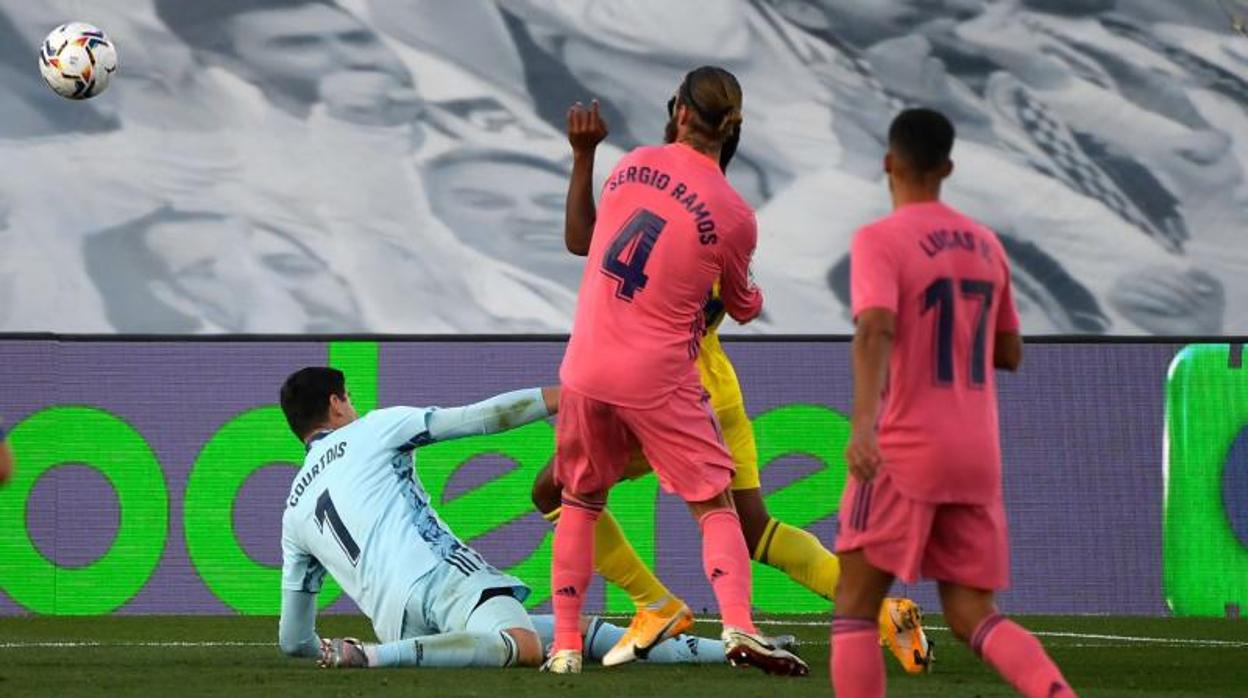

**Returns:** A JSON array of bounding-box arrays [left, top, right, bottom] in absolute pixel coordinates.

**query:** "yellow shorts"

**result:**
[[621, 333, 761, 491]]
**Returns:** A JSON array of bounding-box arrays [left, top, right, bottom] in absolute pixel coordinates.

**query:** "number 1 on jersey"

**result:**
[[316, 490, 361, 566], [602, 209, 667, 301]]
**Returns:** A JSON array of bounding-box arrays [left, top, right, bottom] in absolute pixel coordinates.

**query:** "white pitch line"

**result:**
[[997, 629, 1248, 647], [601, 616, 1248, 649], [0, 641, 270, 649], [3, 622, 1245, 651]]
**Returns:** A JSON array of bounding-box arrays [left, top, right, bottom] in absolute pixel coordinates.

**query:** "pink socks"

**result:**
[[551, 496, 602, 652], [698, 509, 756, 634], [831, 616, 885, 698], [974, 614, 1077, 698]]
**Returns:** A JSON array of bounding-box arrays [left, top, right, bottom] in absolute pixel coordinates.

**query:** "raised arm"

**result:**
[[565, 101, 609, 256], [426, 387, 560, 443]]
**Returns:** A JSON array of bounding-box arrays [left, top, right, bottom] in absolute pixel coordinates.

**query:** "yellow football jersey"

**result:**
[[696, 284, 760, 489], [697, 285, 744, 411]]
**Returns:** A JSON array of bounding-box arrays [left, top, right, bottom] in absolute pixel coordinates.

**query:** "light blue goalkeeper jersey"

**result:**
[[280, 392, 545, 643]]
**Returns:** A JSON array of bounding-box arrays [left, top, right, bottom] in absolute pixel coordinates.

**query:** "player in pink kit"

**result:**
[[543, 66, 806, 677], [832, 109, 1077, 698]]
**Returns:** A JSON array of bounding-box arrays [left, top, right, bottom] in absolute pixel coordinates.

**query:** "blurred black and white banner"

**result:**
[[1, 0, 1244, 334]]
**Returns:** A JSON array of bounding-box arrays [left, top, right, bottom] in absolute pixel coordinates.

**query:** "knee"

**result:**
[[507, 629, 544, 667], [831, 552, 889, 618], [530, 468, 561, 514]]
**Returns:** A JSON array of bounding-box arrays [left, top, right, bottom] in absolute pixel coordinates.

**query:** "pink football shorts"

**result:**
[[555, 382, 734, 502], [836, 470, 1010, 591]]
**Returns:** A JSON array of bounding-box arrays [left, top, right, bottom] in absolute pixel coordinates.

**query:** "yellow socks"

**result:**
[[754, 518, 841, 600], [544, 507, 672, 609]]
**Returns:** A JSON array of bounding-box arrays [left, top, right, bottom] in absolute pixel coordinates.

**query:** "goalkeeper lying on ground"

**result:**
[[275, 366, 753, 668]]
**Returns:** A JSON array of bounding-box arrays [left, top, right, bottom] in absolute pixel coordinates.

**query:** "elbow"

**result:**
[[865, 326, 896, 342], [852, 326, 896, 360], [856, 326, 896, 348], [565, 222, 593, 257], [854, 309, 898, 347], [727, 306, 761, 324], [726, 294, 764, 324]]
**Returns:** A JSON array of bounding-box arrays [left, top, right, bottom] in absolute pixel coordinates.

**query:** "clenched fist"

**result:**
[[567, 100, 609, 155]]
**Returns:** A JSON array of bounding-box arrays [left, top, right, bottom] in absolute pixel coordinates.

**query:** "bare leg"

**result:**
[[731, 487, 770, 552]]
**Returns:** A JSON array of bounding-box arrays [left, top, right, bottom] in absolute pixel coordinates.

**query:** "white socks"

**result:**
[[368, 631, 518, 668]]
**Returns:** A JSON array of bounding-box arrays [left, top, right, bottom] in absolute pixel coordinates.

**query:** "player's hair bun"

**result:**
[[684, 66, 744, 142], [717, 107, 744, 138]]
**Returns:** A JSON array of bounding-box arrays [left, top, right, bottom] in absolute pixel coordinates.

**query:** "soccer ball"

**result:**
[[38, 23, 118, 100]]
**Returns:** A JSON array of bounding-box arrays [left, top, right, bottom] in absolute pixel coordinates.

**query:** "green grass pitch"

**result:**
[[1, 615, 1244, 697]]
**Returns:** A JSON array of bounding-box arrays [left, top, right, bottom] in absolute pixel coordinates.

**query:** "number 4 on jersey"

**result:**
[[602, 209, 667, 301]]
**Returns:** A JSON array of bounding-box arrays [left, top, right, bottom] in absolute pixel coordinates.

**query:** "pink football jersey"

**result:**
[[561, 143, 762, 409], [851, 201, 1020, 504]]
